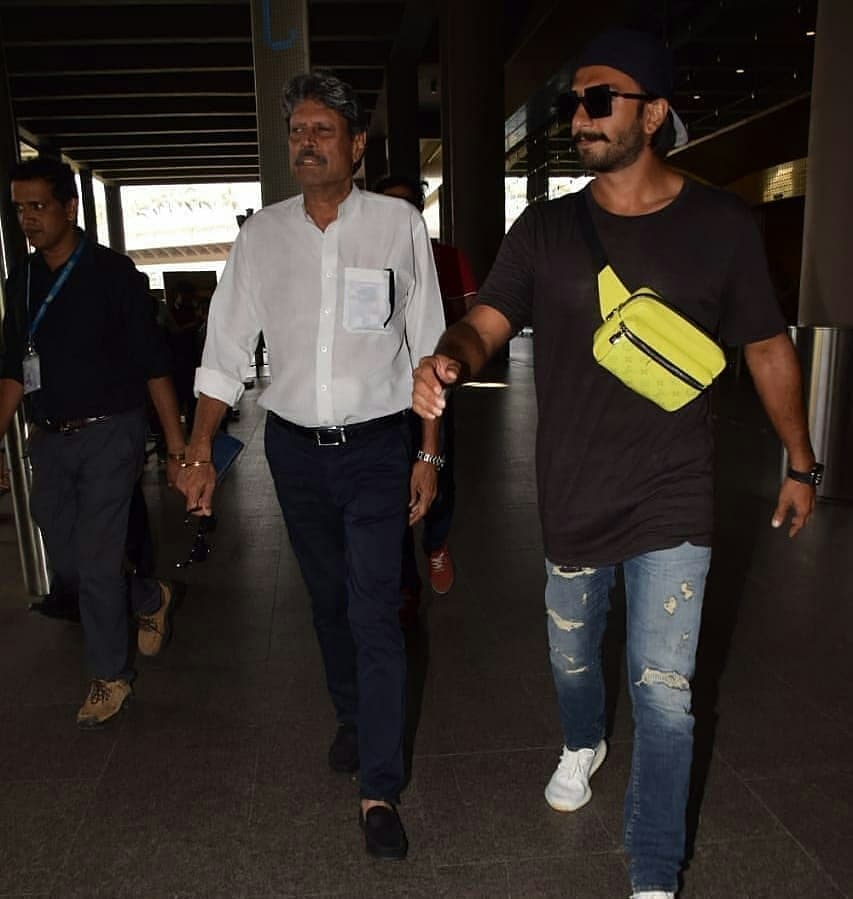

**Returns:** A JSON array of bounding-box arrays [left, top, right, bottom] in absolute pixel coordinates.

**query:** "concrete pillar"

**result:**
[[799, 0, 853, 327], [78, 168, 98, 242], [386, 55, 421, 179], [249, 0, 310, 206], [0, 41, 50, 597], [440, 0, 505, 286], [790, 0, 853, 500], [104, 183, 125, 254]]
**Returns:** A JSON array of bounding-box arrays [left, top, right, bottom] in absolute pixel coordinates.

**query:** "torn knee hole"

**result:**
[[547, 609, 584, 632], [635, 667, 690, 691], [552, 565, 596, 580]]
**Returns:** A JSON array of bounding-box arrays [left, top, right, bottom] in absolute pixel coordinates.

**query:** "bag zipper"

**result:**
[[610, 323, 705, 392]]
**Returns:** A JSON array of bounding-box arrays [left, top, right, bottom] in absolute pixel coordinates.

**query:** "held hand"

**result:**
[[771, 479, 816, 537], [412, 355, 462, 420], [176, 462, 217, 517], [409, 461, 438, 525], [165, 457, 183, 492]]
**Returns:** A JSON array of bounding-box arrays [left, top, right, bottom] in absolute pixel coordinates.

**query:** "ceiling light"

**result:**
[[693, 94, 701, 100], [806, 30, 816, 37], [735, 68, 745, 74]]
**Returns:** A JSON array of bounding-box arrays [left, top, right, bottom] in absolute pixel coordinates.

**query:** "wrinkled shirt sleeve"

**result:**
[[195, 226, 261, 406], [404, 212, 446, 366]]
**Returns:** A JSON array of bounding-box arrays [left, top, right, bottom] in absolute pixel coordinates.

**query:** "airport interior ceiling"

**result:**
[[0, 0, 818, 187]]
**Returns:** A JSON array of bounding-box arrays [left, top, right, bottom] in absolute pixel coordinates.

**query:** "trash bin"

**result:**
[[786, 326, 853, 502]]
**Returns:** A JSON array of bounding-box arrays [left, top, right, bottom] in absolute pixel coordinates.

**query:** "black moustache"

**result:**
[[297, 151, 325, 163]]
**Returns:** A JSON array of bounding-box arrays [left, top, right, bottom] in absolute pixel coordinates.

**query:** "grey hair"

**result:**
[[281, 70, 367, 136]]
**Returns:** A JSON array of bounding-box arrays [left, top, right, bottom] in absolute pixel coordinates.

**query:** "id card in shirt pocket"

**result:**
[[342, 267, 394, 333]]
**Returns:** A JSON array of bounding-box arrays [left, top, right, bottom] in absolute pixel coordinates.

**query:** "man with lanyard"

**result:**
[[411, 29, 820, 899], [0, 158, 185, 728], [177, 72, 444, 860]]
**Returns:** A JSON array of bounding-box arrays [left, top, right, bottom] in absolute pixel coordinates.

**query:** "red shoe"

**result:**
[[428, 544, 455, 595]]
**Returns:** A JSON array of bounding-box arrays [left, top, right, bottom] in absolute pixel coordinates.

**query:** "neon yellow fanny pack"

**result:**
[[577, 193, 726, 412]]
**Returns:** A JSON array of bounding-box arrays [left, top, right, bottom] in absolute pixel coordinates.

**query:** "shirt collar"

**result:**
[[337, 184, 361, 219], [299, 183, 361, 225]]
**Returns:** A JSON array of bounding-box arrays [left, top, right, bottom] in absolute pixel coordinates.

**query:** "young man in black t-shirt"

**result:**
[[412, 29, 819, 899]]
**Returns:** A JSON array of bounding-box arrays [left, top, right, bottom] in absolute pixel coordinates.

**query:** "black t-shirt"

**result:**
[[478, 179, 785, 566], [1, 233, 172, 422]]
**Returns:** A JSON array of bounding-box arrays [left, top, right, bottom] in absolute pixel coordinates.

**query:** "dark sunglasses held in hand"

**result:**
[[176, 513, 217, 568]]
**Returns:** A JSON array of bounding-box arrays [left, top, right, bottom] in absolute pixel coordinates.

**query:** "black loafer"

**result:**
[[359, 804, 408, 860], [328, 724, 359, 773]]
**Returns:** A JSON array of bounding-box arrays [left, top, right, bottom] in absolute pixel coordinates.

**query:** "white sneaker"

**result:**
[[631, 892, 675, 898], [544, 739, 607, 811]]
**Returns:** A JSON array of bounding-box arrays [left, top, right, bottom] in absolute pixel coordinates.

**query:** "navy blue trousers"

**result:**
[[264, 413, 411, 802]]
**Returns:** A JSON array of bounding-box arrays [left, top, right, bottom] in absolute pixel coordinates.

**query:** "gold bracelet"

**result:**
[[180, 459, 211, 468]]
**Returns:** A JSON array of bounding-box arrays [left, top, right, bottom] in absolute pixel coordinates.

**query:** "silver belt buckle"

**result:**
[[315, 427, 346, 447]]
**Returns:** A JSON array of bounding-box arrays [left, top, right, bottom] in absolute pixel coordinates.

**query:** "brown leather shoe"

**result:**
[[77, 679, 131, 728], [137, 581, 173, 656]]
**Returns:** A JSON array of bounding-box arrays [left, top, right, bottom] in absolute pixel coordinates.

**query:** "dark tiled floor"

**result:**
[[0, 336, 850, 898]]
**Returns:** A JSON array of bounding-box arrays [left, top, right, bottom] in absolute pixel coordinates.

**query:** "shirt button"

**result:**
[[326, 271, 335, 278], [320, 384, 328, 392], [323, 308, 331, 315], [320, 345, 327, 353]]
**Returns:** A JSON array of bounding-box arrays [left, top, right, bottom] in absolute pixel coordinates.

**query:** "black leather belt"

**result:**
[[39, 415, 112, 434], [269, 410, 408, 446]]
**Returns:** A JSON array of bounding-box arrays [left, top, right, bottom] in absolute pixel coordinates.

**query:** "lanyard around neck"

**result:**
[[27, 235, 87, 346]]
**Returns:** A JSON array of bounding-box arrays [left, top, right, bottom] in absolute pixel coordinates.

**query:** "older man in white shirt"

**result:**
[[178, 71, 445, 860]]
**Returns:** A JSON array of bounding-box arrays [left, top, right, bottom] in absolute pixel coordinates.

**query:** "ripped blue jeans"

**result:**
[[544, 541, 711, 894]]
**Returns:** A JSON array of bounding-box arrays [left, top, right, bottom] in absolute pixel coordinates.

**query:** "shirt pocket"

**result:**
[[342, 267, 394, 333]]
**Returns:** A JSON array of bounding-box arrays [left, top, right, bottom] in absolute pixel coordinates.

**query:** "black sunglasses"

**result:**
[[558, 84, 655, 121]]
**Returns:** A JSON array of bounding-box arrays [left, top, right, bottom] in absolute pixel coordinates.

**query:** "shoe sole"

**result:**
[[77, 694, 131, 730], [545, 739, 608, 812], [365, 843, 408, 861], [430, 580, 454, 595]]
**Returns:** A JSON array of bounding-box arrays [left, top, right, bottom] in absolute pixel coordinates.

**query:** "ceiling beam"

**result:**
[[15, 97, 257, 118], [10, 71, 256, 99], [5, 43, 253, 74]]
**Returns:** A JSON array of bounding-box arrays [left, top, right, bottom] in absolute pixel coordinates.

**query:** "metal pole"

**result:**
[[0, 41, 50, 596]]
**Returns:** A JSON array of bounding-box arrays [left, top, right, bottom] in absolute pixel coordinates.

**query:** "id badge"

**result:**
[[22, 351, 42, 395]]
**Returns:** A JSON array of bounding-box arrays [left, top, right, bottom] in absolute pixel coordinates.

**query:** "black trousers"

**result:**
[[29, 408, 160, 681], [264, 412, 411, 802]]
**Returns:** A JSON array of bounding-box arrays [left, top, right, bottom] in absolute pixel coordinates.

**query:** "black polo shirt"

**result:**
[[478, 179, 786, 566], [1, 232, 171, 422]]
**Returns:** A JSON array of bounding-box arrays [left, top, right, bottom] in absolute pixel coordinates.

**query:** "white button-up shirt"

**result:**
[[195, 186, 445, 427]]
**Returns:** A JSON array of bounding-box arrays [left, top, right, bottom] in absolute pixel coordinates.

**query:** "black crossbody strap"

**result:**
[[574, 189, 608, 273]]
